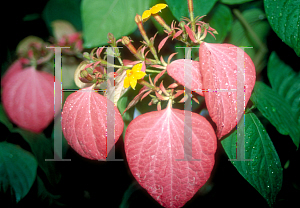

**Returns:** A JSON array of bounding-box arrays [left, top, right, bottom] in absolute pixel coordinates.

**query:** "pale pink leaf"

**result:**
[[2, 67, 55, 133], [62, 88, 124, 160], [199, 42, 256, 138], [167, 59, 203, 96], [1, 58, 28, 87], [125, 106, 217, 208]]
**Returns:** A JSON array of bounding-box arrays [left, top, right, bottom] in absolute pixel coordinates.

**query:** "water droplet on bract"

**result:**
[[272, 107, 276, 112]]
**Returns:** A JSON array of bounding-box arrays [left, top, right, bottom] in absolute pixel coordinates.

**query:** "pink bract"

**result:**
[[61, 88, 124, 160], [125, 106, 216, 208], [2, 66, 55, 133], [167, 59, 203, 96], [199, 42, 256, 139]]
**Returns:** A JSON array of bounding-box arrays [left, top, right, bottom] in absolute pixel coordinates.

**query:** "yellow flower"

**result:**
[[124, 63, 146, 90], [142, 3, 168, 22]]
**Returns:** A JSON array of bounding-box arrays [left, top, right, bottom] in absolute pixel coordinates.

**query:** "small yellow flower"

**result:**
[[142, 3, 168, 22], [124, 63, 146, 90]]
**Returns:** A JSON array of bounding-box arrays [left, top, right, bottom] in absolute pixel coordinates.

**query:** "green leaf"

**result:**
[[250, 82, 300, 148], [42, 0, 82, 33], [203, 4, 233, 43], [228, 8, 270, 60], [264, 0, 300, 56], [81, 0, 152, 48], [221, 113, 283, 206], [0, 104, 13, 132], [0, 142, 38, 203], [12, 129, 61, 185], [220, 0, 253, 4], [165, 0, 217, 22], [267, 52, 300, 124]]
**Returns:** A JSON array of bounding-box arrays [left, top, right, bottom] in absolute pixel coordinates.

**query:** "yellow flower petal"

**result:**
[[150, 3, 168, 14], [132, 63, 143, 72], [124, 76, 130, 88], [142, 10, 151, 22], [126, 69, 132, 76], [133, 71, 146, 79], [130, 78, 137, 90]]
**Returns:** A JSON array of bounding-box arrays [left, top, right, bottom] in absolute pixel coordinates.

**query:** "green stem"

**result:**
[[137, 79, 157, 90], [145, 69, 162, 73]]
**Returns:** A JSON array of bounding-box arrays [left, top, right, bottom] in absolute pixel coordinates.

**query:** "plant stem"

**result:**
[[138, 79, 157, 90], [187, 0, 196, 32], [145, 69, 162, 73]]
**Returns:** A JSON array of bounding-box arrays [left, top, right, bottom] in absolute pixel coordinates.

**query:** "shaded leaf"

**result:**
[[81, 0, 152, 47], [12, 128, 61, 185], [204, 4, 233, 43], [250, 82, 300, 148], [0, 142, 38, 203], [165, 0, 217, 22], [221, 113, 282, 206], [267, 52, 300, 124], [264, 0, 300, 56]]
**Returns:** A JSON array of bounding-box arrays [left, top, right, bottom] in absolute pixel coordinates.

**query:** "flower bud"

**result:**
[[179, 21, 186, 29], [135, 14, 142, 23], [83, 52, 90, 59], [121, 36, 131, 45], [86, 67, 93, 74], [80, 70, 89, 78]]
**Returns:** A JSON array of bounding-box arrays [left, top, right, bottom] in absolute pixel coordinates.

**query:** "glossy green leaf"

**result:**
[[220, 0, 253, 4], [0, 104, 13, 132], [264, 0, 300, 56], [267, 52, 300, 124], [0, 142, 38, 203], [251, 82, 300, 148], [81, 0, 152, 48], [43, 0, 82, 33], [203, 4, 233, 43], [12, 129, 61, 185], [165, 0, 217, 22], [221, 113, 283, 206], [228, 8, 270, 60]]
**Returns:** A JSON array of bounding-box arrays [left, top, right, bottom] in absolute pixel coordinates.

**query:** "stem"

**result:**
[[137, 79, 157, 90], [145, 69, 162, 73], [233, 9, 268, 68], [187, 0, 196, 32]]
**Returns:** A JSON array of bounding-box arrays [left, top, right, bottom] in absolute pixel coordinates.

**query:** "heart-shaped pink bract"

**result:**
[[61, 88, 124, 160], [125, 106, 216, 208], [167, 59, 203, 96], [199, 42, 256, 138], [2, 66, 55, 133], [1, 58, 28, 87]]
